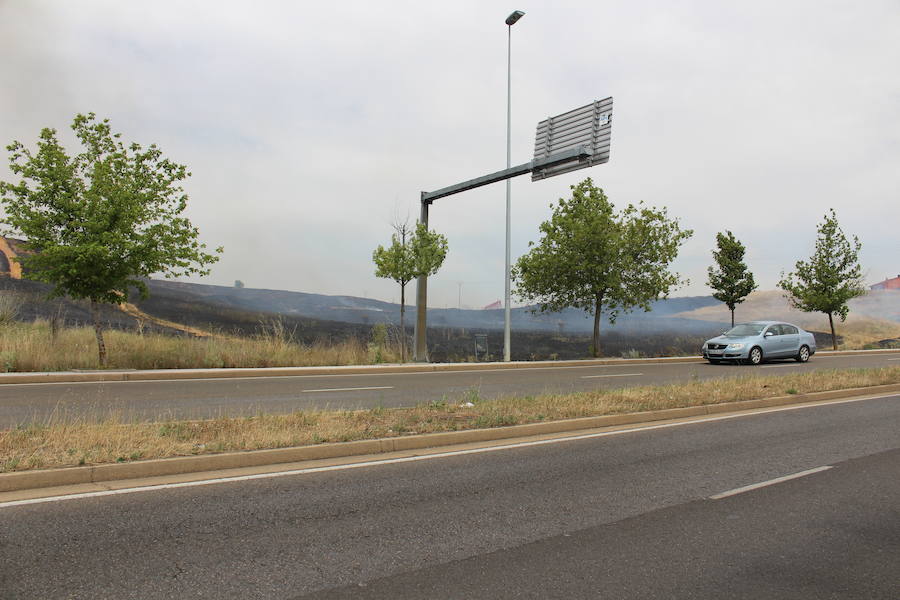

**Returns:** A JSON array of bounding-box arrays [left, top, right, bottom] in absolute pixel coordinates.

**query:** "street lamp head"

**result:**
[[505, 10, 525, 26]]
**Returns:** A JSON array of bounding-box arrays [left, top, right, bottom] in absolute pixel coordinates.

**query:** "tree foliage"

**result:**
[[0, 113, 222, 365], [372, 220, 448, 362], [706, 230, 757, 326], [778, 209, 865, 350], [512, 178, 692, 357]]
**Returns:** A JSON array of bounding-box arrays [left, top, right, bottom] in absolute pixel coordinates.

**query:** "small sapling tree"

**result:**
[[778, 209, 865, 350], [707, 230, 757, 326], [372, 221, 447, 362]]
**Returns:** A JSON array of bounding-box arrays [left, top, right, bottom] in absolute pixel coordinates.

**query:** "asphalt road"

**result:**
[[0, 351, 898, 426], [1, 393, 897, 598], [308, 448, 900, 600]]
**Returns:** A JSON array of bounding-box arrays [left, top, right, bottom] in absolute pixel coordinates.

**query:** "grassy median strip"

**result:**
[[2, 366, 898, 473]]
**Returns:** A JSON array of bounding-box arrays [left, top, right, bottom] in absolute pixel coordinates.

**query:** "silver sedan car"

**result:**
[[702, 321, 816, 365]]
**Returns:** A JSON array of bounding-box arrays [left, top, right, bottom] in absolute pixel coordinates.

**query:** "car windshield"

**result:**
[[724, 323, 766, 337]]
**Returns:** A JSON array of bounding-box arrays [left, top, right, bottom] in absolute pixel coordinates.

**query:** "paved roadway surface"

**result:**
[[0, 352, 898, 426], [1, 393, 897, 598]]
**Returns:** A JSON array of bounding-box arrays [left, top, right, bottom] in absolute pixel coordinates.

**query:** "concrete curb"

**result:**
[[2, 382, 898, 494], [1, 349, 897, 385]]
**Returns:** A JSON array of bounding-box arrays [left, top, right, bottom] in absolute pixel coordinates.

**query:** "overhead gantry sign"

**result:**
[[414, 97, 614, 361]]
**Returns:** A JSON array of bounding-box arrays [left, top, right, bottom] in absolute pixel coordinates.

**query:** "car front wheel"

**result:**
[[796, 345, 810, 363], [747, 347, 763, 365]]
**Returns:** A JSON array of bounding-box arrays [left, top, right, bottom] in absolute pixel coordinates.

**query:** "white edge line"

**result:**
[[709, 465, 833, 500], [1, 392, 894, 510], [302, 386, 393, 393], [581, 373, 643, 379]]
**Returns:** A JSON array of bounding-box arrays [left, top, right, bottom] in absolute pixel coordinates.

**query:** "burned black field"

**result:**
[[0, 277, 848, 362]]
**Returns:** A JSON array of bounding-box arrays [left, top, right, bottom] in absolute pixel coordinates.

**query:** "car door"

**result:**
[[780, 324, 800, 356], [761, 324, 782, 356]]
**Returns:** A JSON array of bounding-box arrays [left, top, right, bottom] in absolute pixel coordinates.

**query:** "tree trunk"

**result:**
[[399, 283, 406, 363], [592, 297, 603, 358], [730, 308, 735, 327], [828, 312, 837, 350], [89, 300, 108, 367], [50, 302, 63, 341]]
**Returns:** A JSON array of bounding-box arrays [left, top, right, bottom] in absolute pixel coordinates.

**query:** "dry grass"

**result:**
[[0, 320, 402, 372], [2, 366, 897, 473], [839, 319, 900, 349], [0, 291, 23, 327]]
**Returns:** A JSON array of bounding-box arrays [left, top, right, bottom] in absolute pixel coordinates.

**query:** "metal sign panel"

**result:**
[[531, 97, 612, 181]]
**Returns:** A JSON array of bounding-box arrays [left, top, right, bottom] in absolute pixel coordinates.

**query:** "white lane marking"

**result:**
[[302, 386, 393, 393], [6, 352, 898, 388], [581, 373, 643, 379], [1, 393, 894, 509], [0, 362, 697, 387], [709, 466, 833, 500]]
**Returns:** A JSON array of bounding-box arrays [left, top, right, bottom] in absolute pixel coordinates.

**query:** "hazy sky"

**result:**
[[2, 0, 898, 308]]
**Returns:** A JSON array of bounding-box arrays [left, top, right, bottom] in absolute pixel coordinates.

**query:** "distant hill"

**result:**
[[1, 234, 718, 334], [673, 290, 900, 348], [135, 279, 725, 335], [673, 289, 900, 326], [3, 234, 896, 334]]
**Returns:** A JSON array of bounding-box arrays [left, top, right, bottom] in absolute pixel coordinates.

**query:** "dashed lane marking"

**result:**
[[581, 373, 643, 379], [302, 386, 394, 393], [709, 466, 833, 499]]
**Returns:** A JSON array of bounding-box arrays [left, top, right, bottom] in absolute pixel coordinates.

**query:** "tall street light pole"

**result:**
[[504, 9, 524, 363]]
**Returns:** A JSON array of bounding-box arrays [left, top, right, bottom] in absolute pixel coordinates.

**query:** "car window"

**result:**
[[766, 325, 782, 336], [783, 325, 798, 335], [725, 323, 765, 336]]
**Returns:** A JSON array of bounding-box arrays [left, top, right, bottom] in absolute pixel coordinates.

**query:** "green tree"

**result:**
[[372, 220, 448, 362], [707, 231, 757, 326], [0, 113, 221, 366], [512, 178, 692, 357], [778, 209, 865, 350]]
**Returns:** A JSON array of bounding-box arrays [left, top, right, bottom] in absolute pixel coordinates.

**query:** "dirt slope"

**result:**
[[673, 290, 900, 346], [118, 302, 218, 338], [0, 237, 23, 279]]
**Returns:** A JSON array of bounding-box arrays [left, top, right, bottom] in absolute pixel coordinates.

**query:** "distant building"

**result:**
[[870, 275, 900, 290], [483, 300, 502, 310]]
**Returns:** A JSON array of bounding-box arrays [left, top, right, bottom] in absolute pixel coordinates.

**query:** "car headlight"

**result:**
[[726, 343, 745, 350]]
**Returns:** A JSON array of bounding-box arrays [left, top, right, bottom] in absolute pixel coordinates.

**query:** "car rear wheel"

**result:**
[[747, 346, 763, 365], [796, 345, 810, 363]]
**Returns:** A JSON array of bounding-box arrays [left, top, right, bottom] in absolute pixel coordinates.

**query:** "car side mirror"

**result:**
[[765, 331, 774, 337]]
